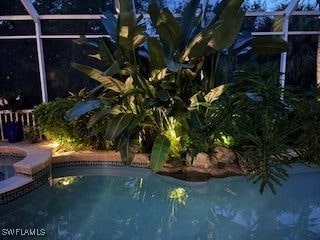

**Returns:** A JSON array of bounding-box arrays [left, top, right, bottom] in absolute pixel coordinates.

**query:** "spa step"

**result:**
[[0, 175, 33, 194]]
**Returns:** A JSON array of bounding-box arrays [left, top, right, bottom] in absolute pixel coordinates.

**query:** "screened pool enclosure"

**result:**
[[0, 0, 319, 105]]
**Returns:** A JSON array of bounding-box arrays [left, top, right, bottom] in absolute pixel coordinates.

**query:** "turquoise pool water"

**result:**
[[0, 165, 320, 240]]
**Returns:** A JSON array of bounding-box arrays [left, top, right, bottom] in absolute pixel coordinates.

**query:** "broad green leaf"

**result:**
[[127, 113, 146, 132], [118, 131, 140, 165], [103, 61, 121, 76], [205, 84, 228, 103], [207, 0, 229, 25], [147, 37, 167, 70], [66, 100, 101, 121], [118, 1, 140, 50], [98, 40, 115, 66], [147, 37, 167, 81], [252, 37, 289, 55], [149, 3, 183, 50], [181, 0, 201, 43], [183, 10, 202, 48], [88, 106, 111, 127], [105, 113, 134, 140], [133, 23, 147, 48], [181, 0, 245, 60], [150, 134, 171, 172], [101, 12, 118, 42], [180, 0, 202, 46], [72, 63, 124, 93]]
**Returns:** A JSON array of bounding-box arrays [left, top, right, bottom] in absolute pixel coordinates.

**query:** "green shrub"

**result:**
[[34, 98, 113, 151]]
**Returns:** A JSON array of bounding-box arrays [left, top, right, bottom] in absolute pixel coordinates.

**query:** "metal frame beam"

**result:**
[[0, 0, 318, 103], [279, 0, 300, 88], [20, 0, 48, 103], [1, 11, 319, 21]]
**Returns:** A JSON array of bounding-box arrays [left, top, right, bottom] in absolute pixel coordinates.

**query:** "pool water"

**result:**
[[0, 155, 21, 181], [0, 165, 319, 240], [0, 165, 15, 181]]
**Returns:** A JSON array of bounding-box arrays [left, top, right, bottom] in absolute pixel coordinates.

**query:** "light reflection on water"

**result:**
[[0, 167, 319, 240]]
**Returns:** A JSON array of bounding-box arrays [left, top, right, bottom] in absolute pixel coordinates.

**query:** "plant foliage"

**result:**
[[64, 0, 304, 194]]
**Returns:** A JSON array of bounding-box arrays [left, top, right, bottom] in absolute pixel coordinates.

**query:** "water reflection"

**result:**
[[0, 170, 319, 240]]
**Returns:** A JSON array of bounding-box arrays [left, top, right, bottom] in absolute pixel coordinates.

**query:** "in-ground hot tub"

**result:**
[[0, 143, 52, 204]]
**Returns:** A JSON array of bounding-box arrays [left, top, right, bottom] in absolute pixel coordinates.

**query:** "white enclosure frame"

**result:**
[[0, 0, 319, 102]]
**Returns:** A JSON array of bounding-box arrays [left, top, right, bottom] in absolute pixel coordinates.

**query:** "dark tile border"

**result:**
[[52, 160, 149, 169]]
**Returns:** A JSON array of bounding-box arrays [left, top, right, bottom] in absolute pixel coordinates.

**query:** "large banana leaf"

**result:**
[[148, 2, 183, 51], [180, 0, 201, 46], [118, 0, 146, 50], [66, 100, 101, 121], [103, 61, 121, 76], [72, 63, 125, 93], [118, 131, 140, 165], [252, 37, 289, 55], [150, 134, 171, 172], [206, 0, 229, 27], [181, 0, 245, 60], [98, 40, 115, 66], [147, 37, 167, 81], [88, 106, 112, 128], [105, 113, 134, 140]]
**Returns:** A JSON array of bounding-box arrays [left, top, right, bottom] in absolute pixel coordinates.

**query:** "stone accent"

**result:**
[[211, 146, 237, 167], [192, 153, 211, 169]]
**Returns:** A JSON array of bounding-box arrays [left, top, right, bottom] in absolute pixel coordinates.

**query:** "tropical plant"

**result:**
[[186, 65, 303, 193], [66, 0, 289, 189], [291, 85, 320, 165]]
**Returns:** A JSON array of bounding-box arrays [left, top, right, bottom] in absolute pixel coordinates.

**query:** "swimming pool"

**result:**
[[0, 165, 319, 240]]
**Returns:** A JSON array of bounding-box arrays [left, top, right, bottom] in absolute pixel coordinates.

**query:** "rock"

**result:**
[[192, 152, 211, 169], [211, 146, 236, 166]]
